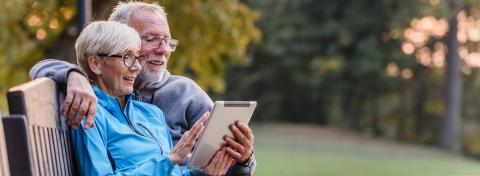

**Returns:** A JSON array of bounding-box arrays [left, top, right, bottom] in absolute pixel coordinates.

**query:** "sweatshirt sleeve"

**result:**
[[185, 79, 214, 128], [29, 59, 88, 89], [225, 153, 257, 176]]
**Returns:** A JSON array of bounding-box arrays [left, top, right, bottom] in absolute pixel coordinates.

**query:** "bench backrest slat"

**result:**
[[0, 116, 10, 176], [6, 78, 74, 176]]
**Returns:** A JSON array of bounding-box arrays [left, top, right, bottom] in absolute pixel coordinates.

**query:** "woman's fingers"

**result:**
[[183, 127, 204, 149], [204, 148, 223, 175], [199, 111, 210, 123], [216, 149, 227, 175], [186, 112, 209, 143], [169, 112, 212, 165], [193, 112, 209, 129], [219, 149, 232, 175]]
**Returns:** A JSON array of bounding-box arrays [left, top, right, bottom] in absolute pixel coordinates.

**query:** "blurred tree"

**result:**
[[223, 0, 480, 157], [397, 0, 480, 153], [0, 0, 260, 112], [44, 0, 119, 62], [42, 0, 261, 94], [440, 0, 464, 153], [222, 0, 424, 127], [0, 0, 77, 112], [158, 0, 261, 93]]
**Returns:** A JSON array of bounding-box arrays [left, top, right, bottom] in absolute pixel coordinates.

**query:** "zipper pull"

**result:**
[[136, 90, 142, 101]]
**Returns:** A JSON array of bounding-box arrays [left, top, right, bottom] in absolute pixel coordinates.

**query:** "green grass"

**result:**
[[252, 124, 480, 176]]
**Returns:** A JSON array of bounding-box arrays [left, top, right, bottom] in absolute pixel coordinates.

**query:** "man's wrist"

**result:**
[[239, 150, 254, 167], [67, 68, 88, 81]]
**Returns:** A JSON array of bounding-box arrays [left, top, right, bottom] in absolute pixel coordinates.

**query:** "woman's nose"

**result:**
[[129, 58, 142, 72]]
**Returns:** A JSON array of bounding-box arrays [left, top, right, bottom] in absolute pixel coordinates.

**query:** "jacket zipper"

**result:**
[[137, 123, 164, 154], [136, 90, 143, 102], [116, 99, 145, 136], [116, 99, 163, 153], [119, 109, 144, 136]]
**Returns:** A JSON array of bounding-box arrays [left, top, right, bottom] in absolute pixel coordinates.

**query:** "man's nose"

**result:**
[[153, 41, 169, 55]]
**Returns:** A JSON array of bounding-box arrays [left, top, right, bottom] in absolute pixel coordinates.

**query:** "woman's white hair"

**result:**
[[75, 21, 141, 80], [109, 1, 168, 24]]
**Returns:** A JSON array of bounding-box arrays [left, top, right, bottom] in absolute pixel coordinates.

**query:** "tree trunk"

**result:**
[[371, 96, 381, 136], [440, 0, 463, 153], [414, 66, 427, 141], [397, 86, 408, 140]]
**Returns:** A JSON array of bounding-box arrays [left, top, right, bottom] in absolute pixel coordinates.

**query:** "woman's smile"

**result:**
[[123, 76, 136, 84]]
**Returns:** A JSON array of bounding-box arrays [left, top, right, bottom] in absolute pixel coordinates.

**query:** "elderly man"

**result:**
[[30, 2, 256, 175]]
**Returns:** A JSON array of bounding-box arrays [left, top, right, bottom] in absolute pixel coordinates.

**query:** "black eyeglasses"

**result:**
[[97, 53, 148, 68], [140, 35, 179, 51]]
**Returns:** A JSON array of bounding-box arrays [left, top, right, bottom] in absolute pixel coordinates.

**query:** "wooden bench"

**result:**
[[0, 116, 11, 176], [4, 78, 75, 176]]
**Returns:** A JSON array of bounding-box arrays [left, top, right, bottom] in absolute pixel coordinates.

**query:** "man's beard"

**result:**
[[137, 68, 165, 84], [135, 55, 167, 85]]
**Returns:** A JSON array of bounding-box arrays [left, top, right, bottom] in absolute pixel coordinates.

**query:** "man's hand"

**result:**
[[169, 112, 209, 164], [224, 121, 254, 164], [203, 147, 236, 176], [62, 71, 97, 129]]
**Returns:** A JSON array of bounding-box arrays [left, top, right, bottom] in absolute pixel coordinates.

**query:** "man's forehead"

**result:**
[[131, 10, 168, 25], [129, 11, 170, 35]]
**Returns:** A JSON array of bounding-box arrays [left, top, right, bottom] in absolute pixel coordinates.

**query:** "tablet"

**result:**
[[188, 101, 257, 168]]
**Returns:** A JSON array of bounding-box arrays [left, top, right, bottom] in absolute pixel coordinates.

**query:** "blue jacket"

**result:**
[[70, 86, 190, 176]]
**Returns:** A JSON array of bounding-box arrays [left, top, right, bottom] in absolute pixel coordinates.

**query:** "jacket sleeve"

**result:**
[[70, 114, 179, 176], [161, 110, 193, 176], [70, 115, 117, 176], [29, 59, 88, 89]]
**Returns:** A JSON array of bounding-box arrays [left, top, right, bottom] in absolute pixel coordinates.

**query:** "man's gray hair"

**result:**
[[75, 21, 141, 80], [109, 1, 168, 24]]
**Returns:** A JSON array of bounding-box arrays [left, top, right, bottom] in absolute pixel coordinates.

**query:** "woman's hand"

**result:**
[[203, 147, 236, 176], [168, 112, 209, 164]]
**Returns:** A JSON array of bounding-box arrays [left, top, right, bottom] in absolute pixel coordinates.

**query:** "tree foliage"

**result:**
[[0, 0, 76, 112], [220, 0, 480, 157], [157, 0, 261, 93], [0, 0, 260, 112], [223, 0, 425, 124]]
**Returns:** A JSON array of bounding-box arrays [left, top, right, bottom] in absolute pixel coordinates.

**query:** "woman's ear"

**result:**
[[87, 55, 103, 75]]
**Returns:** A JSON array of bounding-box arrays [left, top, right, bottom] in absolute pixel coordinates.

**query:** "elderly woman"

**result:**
[[71, 21, 234, 176]]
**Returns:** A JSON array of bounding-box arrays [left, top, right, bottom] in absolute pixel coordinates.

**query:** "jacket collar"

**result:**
[[92, 85, 135, 113]]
